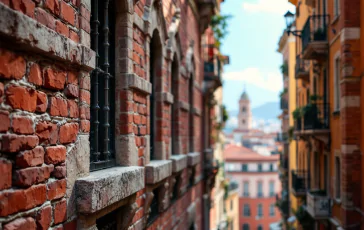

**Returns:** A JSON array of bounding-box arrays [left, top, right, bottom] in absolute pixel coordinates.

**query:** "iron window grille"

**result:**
[[90, 0, 116, 171], [96, 208, 118, 230]]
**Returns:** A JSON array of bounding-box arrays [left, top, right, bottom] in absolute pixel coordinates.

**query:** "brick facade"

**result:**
[[0, 0, 222, 229]]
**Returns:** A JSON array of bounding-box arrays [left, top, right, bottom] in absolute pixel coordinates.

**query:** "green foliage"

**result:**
[[280, 62, 289, 75], [210, 14, 232, 48], [280, 88, 288, 97], [309, 94, 321, 102], [221, 105, 229, 123], [293, 206, 315, 230], [292, 107, 303, 120], [288, 126, 294, 141]]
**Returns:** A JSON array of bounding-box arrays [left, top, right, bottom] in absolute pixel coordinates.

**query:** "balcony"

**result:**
[[279, 154, 288, 172], [276, 132, 288, 143], [291, 170, 309, 196], [280, 97, 288, 111], [306, 190, 330, 219], [295, 55, 309, 81], [276, 197, 289, 217], [301, 15, 329, 60]]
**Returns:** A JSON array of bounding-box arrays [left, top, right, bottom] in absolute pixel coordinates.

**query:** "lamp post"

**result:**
[[284, 11, 301, 37]]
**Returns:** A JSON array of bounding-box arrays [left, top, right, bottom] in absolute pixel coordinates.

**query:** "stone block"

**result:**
[[76, 166, 144, 214], [170, 155, 187, 173], [187, 152, 200, 166], [178, 101, 190, 111], [145, 160, 172, 184], [115, 135, 138, 166]]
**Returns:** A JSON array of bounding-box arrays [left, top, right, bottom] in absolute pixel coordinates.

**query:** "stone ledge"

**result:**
[[76, 166, 144, 214], [170, 155, 188, 173], [120, 73, 152, 94], [187, 152, 201, 166], [156, 92, 174, 104], [178, 101, 190, 111], [0, 3, 95, 70], [145, 160, 172, 184], [192, 107, 202, 116]]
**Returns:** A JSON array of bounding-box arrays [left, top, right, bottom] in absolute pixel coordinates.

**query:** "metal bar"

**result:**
[[91, 0, 100, 162], [102, 0, 111, 161]]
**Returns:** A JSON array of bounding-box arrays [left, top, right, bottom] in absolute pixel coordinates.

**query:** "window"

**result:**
[[269, 163, 274, 172], [242, 164, 248, 172], [334, 56, 341, 111], [334, 0, 340, 16], [243, 224, 250, 230], [242, 107, 246, 112], [171, 55, 179, 155], [189, 74, 194, 152], [335, 156, 341, 199], [243, 204, 250, 216], [150, 31, 163, 160], [243, 181, 249, 197], [257, 225, 263, 230], [90, 0, 116, 171], [242, 119, 245, 124], [269, 204, 275, 216], [257, 204, 263, 217], [269, 181, 275, 197], [257, 182, 263, 197], [257, 164, 262, 172]]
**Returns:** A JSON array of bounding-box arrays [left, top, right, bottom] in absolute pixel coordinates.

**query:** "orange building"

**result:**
[[224, 145, 281, 230]]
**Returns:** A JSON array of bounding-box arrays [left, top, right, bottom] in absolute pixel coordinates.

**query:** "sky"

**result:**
[[220, 0, 295, 111]]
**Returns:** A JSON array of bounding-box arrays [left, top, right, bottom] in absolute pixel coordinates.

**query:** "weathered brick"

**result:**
[[53, 199, 66, 224], [79, 105, 90, 119], [45, 145, 66, 165], [44, 0, 59, 15], [36, 121, 58, 144], [16, 146, 44, 168], [0, 184, 46, 216], [35, 8, 56, 30], [0, 159, 12, 190], [36, 91, 48, 113], [80, 120, 90, 132], [60, 1, 75, 25], [64, 84, 79, 98], [56, 20, 69, 37], [79, 89, 90, 104], [0, 49, 26, 80], [0, 82, 3, 103], [69, 30, 79, 42], [59, 123, 78, 144], [52, 164, 66, 178], [79, 76, 90, 90], [67, 71, 78, 85], [12, 116, 34, 134], [11, 0, 35, 18], [0, 110, 10, 132], [43, 68, 66, 90], [49, 96, 68, 117], [1, 134, 39, 152], [28, 63, 42, 86], [13, 165, 54, 187], [36, 205, 52, 230], [80, 5, 90, 20], [47, 179, 66, 200], [3, 217, 36, 230], [78, 16, 90, 33], [6, 85, 37, 112], [68, 99, 79, 118]]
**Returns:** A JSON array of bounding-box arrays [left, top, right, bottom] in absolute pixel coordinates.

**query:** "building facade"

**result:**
[[224, 145, 281, 230], [0, 0, 227, 229], [279, 0, 364, 229]]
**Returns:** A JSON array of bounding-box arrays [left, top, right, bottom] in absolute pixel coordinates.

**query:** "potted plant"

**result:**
[[309, 94, 321, 103]]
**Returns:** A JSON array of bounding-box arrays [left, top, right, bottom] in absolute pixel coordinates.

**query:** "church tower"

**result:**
[[238, 88, 252, 130]]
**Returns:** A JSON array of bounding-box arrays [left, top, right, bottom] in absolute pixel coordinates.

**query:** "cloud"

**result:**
[[226, 116, 238, 128], [242, 0, 294, 15], [222, 68, 283, 93]]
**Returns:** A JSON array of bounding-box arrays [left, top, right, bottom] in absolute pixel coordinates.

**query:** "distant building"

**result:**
[[224, 145, 282, 230]]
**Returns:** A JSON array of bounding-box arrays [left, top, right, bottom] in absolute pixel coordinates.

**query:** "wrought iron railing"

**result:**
[[90, 0, 116, 171], [301, 14, 329, 52], [294, 119, 302, 131], [303, 102, 329, 130], [291, 170, 309, 194], [295, 54, 310, 76]]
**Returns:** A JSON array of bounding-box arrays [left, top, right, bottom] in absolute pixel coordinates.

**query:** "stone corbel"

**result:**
[[158, 181, 170, 212], [118, 202, 138, 230], [144, 191, 155, 226]]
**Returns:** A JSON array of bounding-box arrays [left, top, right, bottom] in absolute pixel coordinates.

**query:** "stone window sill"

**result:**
[[170, 155, 188, 173], [75, 166, 144, 214], [145, 160, 172, 184], [187, 152, 201, 167]]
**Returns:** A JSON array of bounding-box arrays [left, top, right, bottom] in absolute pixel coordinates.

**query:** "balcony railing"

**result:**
[[303, 102, 329, 131], [295, 55, 309, 81], [280, 97, 288, 110], [301, 15, 329, 59], [294, 119, 302, 131], [204, 60, 222, 81], [307, 190, 330, 219], [276, 132, 288, 142], [291, 170, 309, 196]]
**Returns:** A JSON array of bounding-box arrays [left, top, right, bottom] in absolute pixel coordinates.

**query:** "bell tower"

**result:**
[[238, 87, 252, 130]]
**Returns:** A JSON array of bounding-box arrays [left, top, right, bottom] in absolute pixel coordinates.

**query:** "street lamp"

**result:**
[[284, 11, 301, 37]]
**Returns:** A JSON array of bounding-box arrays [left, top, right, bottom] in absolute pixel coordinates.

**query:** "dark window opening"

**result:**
[[242, 164, 248, 172], [147, 188, 159, 226], [188, 167, 196, 188], [243, 223, 250, 230], [90, 0, 116, 171], [189, 74, 194, 152], [257, 164, 262, 172], [149, 30, 162, 160], [172, 174, 181, 202], [96, 208, 118, 230], [171, 55, 179, 155]]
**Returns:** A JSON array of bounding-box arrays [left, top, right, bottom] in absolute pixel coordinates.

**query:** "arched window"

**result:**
[[242, 107, 246, 112], [90, 0, 116, 171], [149, 30, 163, 160], [242, 224, 250, 230], [171, 55, 179, 154], [257, 225, 263, 230]]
